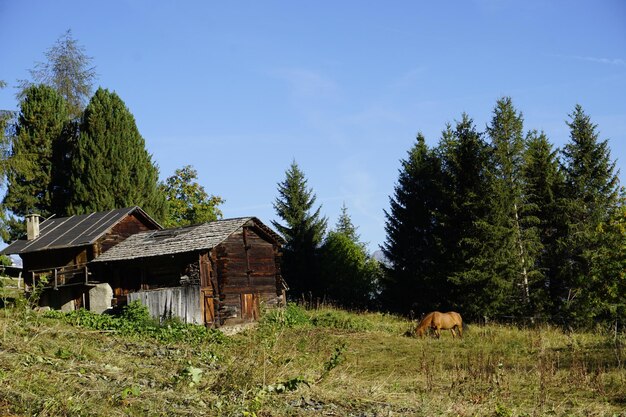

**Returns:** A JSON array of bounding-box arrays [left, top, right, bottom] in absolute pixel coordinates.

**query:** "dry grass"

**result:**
[[0, 305, 625, 416]]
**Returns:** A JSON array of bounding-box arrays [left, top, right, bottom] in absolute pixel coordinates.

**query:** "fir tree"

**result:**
[[522, 130, 565, 317], [319, 231, 381, 309], [319, 204, 380, 308], [486, 97, 541, 316], [382, 133, 444, 314], [272, 161, 327, 298], [66, 88, 167, 222], [3, 84, 70, 225], [438, 115, 505, 319], [335, 202, 360, 243], [558, 105, 620, 325]]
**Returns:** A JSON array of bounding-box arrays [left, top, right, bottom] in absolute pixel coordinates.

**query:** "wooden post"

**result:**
[[84, 265, 89, 284], [54, 268, 58, 290]]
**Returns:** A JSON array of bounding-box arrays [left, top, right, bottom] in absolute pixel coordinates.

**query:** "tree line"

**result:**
[[2, 31, 623, 329], [272, 98, 624, 329]]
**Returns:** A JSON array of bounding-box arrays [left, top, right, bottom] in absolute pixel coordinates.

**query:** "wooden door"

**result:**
[[203, 294, 215, 325], [241, 293, 260, 321]]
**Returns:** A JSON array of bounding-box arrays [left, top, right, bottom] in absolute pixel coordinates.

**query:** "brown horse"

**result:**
[[415, 311, 463, 338]]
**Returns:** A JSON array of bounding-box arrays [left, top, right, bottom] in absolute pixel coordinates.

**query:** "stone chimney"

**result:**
[[26, 214, 41, 240]]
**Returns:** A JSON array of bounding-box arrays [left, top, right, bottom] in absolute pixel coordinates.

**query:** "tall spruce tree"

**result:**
[[272, 161, 327, 298], [336, 202, 360, 243], [438, 115, 506, 319], [558, 105, 620, 325], [3, 85, 70, 229], [382, 134, 444, 314], [486, 98, 541, 316], [522, 130, 565, 317], [66, 88, 167, 222]]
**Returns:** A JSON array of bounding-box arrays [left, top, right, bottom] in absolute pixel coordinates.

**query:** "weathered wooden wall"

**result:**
[[97, 214, 156, 256], [215, 225, 282, 324], [128, 285, 202, 324]]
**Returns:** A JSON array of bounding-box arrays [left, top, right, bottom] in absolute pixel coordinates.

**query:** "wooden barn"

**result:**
[[0, 207, 161, 311], [91, 217, 286, 327]]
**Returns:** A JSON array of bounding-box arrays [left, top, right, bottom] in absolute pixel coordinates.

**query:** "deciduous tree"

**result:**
[[161, 165, 224, 228], [320, 204, 381, 308]]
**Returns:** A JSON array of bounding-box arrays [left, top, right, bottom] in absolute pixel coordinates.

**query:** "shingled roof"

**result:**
[[92, 217, 284, 263], [1, 207, 161, 255]]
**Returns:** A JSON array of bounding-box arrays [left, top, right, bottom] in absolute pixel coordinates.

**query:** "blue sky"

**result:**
[[1, 1, 625, 252]]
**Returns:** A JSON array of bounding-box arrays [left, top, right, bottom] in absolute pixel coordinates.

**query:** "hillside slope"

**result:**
[[0, 305, 624, 416]]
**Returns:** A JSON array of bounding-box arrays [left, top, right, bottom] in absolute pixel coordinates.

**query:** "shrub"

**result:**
[[43, 303, 226, 345], [260, 303, 311, 328]]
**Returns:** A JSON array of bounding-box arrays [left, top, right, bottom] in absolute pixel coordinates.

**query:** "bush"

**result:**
[[260, 303, 311, 328], [309, 309, 373, 331], [44, 302, 226, 345]]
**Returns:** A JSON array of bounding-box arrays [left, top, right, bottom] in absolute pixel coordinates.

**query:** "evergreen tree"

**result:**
[[335, 202, 360, 243], [3, 84, 70, 225], [161, 165, 224, 228], [522, 130, 565, 317], [319, 232, 381, 309], [18, 30, 96, 118], [438, 115, 504, 319], [558, 105, 620, 325], [486, 98, 541, 316], [320, 204, 381, 308], [66, 88, 167, 222], [382, 134, 444, 314], [272, 161, 327, 298]]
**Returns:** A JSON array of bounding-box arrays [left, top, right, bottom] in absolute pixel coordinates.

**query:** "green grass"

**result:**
[[0, 276, 22, 300], [0, 302, 624, 416]]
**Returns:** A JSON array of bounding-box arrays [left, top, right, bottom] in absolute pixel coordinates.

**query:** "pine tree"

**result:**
[[272, 161, 327, 298], [382, 134, 444, 314], [558, 105, 620, 325], [66, 88, 167, 222], [486, 97, 541, 316], [3, 84, 70, 223]]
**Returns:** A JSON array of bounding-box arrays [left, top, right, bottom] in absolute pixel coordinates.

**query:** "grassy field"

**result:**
[[0, 303, 624, 416]]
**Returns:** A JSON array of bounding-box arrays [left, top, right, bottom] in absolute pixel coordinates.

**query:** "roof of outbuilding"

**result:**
[[0, 207, 161, 255], [92, 217, 284, 263]]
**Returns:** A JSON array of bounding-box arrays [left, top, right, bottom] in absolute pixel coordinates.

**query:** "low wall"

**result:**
[[128, 285, 202, 325]]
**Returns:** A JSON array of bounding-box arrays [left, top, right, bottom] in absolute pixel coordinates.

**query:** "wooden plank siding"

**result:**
[[213, 226, 282, 325], [87, 217, 284, 327], [96, 213, 156, 255]]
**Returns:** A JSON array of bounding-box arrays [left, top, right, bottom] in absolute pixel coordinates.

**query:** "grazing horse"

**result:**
[[415, 311, 463, 338]]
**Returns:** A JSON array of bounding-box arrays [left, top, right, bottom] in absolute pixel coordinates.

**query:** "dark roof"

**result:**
[[1, 207, 161, 255], [92, 217, 283, 263]]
